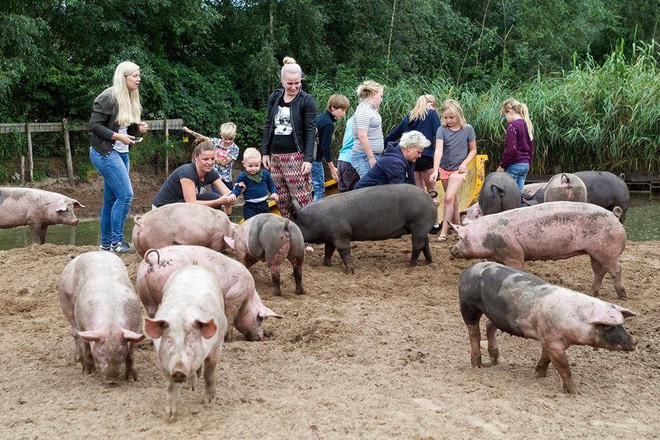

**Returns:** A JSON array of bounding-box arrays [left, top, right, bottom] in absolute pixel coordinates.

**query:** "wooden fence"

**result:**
[[0, 118, 183, 184]]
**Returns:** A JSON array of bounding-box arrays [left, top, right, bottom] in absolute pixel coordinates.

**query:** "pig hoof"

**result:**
[[616, 290, 627, 299], [295, 287, 305, 295], [204, 394, 216, 405], [471, 358, 484, 368], [126, 369, 139, 382], [322, 259, 332, 267]]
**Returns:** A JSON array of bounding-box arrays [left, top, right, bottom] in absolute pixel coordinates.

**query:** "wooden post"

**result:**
[[20, 156, 25, 184], [26, 121, 33, 181], [164, 118, 170, 176], [63, 118, 75, 184]]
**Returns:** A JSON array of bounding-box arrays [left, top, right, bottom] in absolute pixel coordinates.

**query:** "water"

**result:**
[[0, 195, 658, 250]]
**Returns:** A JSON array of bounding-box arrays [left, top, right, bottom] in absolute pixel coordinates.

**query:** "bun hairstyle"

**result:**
[[191, 138, 214, 161], [356, 80, 384, 100], [281, 56, 302, 78], [501, 98, 535, 141]]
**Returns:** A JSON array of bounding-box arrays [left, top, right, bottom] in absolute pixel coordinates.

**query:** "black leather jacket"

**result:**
[[261, 88, 318, 162], [89, 88, 139, 156]]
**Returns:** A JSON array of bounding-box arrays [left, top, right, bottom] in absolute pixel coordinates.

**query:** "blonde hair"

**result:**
[[440, 99, 467, 129], [409, 94, 437, 122], [500, 98, 534, 141], [399, 130, 431, 149], [111, 61, 142, 126], [281, 57, 302, 78], [356, 80, 383, 100], [242, 147, 261, 162], [326, 94, 350, 111], [220, 122, 237, 139]]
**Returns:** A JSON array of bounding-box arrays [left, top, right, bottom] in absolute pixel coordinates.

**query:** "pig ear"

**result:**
[[223, 236, 235, 250], [69, 198, 85, 209], [122, 328, 145, 343], [76, 330, 105, 342], [613, 305, 637, 319], [195, 319, 218, 339], [54, 200, 68, 212], [451, 223, 465, 237], [259, 305, 283, 320], [589, 304, 625, 326], [144, 318, 168, 339]]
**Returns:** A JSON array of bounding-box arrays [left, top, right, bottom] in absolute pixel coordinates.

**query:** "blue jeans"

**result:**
[[89, 147, 134, 246], [351, 151, 381, 178], [505, 162, 530, 193], [311, 162, 325, 201]]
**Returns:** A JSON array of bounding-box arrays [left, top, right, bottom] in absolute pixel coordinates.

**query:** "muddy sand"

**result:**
[[1, 235, 659, 439]]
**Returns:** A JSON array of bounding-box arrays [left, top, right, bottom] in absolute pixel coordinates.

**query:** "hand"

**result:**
[[429, 170, 438, 183], [138, 122, 149, 133], [330, 167, 339, 182], [182, 126, 191, 133], [368, 156, 376, 168], [116, 133, 135, 145], [458, 162, 468, 173], [497, 166, 505, 172], [270, 193, 279, 202], [301, 161, 312, 175], [224, 194, 237, 205], [262, 155, 271, 170]]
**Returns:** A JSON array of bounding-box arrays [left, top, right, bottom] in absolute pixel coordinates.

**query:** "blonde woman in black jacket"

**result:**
[[89, 61, 148, 253]]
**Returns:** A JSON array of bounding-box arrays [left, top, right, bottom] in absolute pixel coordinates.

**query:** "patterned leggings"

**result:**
[[270, 152, 313, 220]]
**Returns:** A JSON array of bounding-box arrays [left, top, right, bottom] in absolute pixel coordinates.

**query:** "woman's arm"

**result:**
[[181, 178, 235, 207], [182, 126, 206, 140]]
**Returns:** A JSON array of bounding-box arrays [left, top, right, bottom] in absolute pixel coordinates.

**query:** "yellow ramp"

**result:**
[[268, 154, 488, 220]]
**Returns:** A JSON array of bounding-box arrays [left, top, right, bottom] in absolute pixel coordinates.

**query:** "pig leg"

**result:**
[[333, 238, 354, 274], [125, 344, 138, 381], [535, 347, 551, 378], [165, 378, 179, 423], [323, 243, 336, 266], [203, 352, 220, 405], [467, 323, 483, 368], [82, 341, 95, 374], [410, 235, 432, 266], [485, 320, 499, 365], [28, 224, 47, 244], [288, 257, 305, 295], [605, 259, 626, 299], [589, 257, 607, 297], [545, 344, 580, 395], [268, 264, 283, 296]]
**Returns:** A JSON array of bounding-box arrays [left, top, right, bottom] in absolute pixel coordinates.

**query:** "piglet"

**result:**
[[131, 203, 231, 257], [459, 261, 636, 394], [144, 265, 228, 422], [0, 187, 84, 244], [58, 251, 144, 384], [224, 213, 305, 295], [137, 245, 281, 341]]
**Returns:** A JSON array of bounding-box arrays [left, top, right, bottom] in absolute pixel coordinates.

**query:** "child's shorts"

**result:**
[[438, 167, 466, 181]]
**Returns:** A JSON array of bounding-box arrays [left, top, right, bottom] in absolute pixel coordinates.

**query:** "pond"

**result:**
[[0, 194, 658, 250]]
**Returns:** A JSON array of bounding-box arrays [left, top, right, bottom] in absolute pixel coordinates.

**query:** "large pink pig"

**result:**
[[144, 265, 228, 422], [459, 262, 636, 394], [224, 213, 305, 296], [0, 187, 84, 244], [131, 203, 231, 257], [137, 245, 281, 341], [449, 201, 627, 298], [58, 251, 144, 384]]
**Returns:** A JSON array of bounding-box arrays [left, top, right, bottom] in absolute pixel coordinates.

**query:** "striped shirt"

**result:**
[[351, 101, 384, 155]]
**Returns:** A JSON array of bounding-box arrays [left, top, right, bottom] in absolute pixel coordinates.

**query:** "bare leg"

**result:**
[[485, 320, 499, 365], [440, 178, 463, 237]]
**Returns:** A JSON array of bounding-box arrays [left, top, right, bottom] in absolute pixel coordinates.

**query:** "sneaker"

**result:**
[[99, 244, 111, 252], [304, 243, 314, 252], [111, 241, 135, 254], [430, 225, 440, 234]]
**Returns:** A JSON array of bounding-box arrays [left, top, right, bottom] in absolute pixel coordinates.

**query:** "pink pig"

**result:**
[[0, 187, 84, 243], [449, 201, 627, 298], [137, 245, 281, 341], [131, 203, 231, 257], [144, 265, 228, 422], [58, 251, 144, 384]]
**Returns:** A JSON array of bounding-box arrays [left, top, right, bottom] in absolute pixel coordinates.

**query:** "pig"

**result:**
[[478, 172, 521, 215], [293, 184, 436, 274], [137, 245, 281, 341], [521, 182, 546, 206], [144, 265, 228, 422], [459, 261, 636, 394], [0, 187, 84, 244], [575, 171, 630, 223], [58, 251, 144, 384], [131, 203, 231, 257], [461, 202, 483, 225], [543, 173, 587, 203], [224, 213, 305, 295], [449, 201, 627, 298]]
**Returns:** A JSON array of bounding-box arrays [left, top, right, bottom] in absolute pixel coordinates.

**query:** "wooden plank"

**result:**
[[0, 119, 184, 134]]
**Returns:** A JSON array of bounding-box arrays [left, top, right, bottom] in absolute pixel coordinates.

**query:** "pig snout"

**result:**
[[171, 370, 187, 383], [596, 324, 637, 352]]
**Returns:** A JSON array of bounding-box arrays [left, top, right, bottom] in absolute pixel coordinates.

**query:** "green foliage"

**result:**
[[75, 162, 95, 182]]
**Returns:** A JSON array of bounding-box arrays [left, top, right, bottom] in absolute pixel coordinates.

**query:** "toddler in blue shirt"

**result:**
[[232, 148, 279, 220]]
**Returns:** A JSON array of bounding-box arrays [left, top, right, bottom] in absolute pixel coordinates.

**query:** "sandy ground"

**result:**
[[1, 173, 659, 439], [0, 236, 659, 439]]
